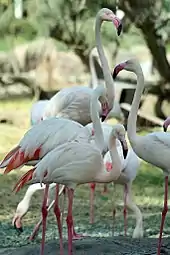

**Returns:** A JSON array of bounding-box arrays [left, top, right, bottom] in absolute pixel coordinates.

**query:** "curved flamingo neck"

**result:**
[[89, 49, 98, 89], [127, 66, 144, 146], [90, 87, 105, 152], [23, 184, 45, 204], [95, 15, 115, 109], [95, 133, 122, 183]]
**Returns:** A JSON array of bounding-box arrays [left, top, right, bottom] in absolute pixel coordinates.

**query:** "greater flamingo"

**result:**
[[42, 8, 122, 125], [13, 84, 129, 255], [86, 122, 122, 223], [0, 117, 92, 171], [89, 47, 124, 122], [0, 86, 105, 238], [11, 123, 123, 240], [103, 147, 143, 238], [12, 183, 55, 233], [12, 123, 122, 238], [113, 58, 170, 255], [87, 122, 142, 238]]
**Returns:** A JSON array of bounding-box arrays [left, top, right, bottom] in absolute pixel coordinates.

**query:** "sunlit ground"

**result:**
[[0, 99, 169, 248]]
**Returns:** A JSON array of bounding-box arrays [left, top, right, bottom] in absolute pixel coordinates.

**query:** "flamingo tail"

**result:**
[[0, 146, 20, 168], [13, 168, 35, 193], [2, 146, 41, 174]]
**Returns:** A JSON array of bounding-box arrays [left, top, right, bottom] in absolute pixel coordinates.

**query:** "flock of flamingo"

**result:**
[[0, 7, 170, 255]]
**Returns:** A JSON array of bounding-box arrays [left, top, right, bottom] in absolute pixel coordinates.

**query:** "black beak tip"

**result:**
[[14, 221, 23, 234], [163, 125, 167, 132], [123, 149, 128, 159], [101, 115, 106, 122], [112, 71, 117, 80], [117, 24, 122, 36]]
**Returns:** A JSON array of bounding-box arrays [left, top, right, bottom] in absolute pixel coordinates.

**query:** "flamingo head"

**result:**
[[163, 117, 170, 132], [101, 101, 110, 122], [112, 59, 141, 79], [12, 199, 29, 234], [12, 214, 24, 234], [111, 124, 128, 159], [98, 8, 122, 36]]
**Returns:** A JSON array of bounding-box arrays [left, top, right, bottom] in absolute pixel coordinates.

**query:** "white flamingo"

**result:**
[[0, 117, 92, 171], [86, 122, 121, 223], [0, 87, 104, 239], [13, 84, 129, 255], [12, 183, 55, 233], [11, 123, 123, 240], [86, 122, 143, 239], [29, 47, 124, 127], [42, 8, 122, 125], [88, 47, 124, 122], [103, 147, 143, 238], [113, 58, 170, 255]]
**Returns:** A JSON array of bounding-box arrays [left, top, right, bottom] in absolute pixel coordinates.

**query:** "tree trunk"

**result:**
[[118, 0, 170, 83]]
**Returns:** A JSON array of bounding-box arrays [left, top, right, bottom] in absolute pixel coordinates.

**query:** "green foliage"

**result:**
[[0, 3, 14, 36], [163, 0, 170, 12]]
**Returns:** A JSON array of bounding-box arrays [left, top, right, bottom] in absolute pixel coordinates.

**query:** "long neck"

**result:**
[[90, 94, 104, 153], [126, 183, 143, 237], [95, 136, 122, 183], [95, 16, 115, 108], [127, 67, 144, 145], [22, 184, 45, 204], [89, 50, 98, 89]]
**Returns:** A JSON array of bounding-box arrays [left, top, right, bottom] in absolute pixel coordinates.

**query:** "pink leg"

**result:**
[[66, 188, 74, 255], [102, 184, 109, 194], [72, 222, 89, 240], [89, 183, 96, 224], [41, 184, 49, 255], [29, 219, 42, 241], [53, 184, 64, 255], [157, 176, 168, 255], [123, 184, 128, 237], [112, 207, 116, 236], [61, 187, 66, 228]]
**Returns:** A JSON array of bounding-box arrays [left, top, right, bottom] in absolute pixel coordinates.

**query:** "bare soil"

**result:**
[[1, 237, 170, 255]]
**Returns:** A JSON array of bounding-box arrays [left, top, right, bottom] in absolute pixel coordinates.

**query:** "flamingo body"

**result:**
[[113, 58, 170, 254], [43, 86, 103, 125], [0, 117, 91, 171], [30, 100, 48, 125]]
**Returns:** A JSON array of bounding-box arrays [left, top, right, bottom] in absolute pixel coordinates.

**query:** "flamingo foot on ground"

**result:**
[[72, 231, 89, 240], [72, 220, 89, 240]]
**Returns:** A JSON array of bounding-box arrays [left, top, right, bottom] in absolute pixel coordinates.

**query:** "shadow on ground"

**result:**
[[0, 237, 169, 255]]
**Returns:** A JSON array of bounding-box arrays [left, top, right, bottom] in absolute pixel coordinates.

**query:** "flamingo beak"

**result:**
[[13, 217, 23, 234], [101, 114, 107, 122], [112, 62, 127, 80], [112, 16, 122, 36], [120, 140, 128, 159], [101, 103, 110, 122], [163, 124, 167, 132], [117, 23, 122, 36]]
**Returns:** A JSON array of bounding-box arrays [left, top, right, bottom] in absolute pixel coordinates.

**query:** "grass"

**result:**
[[0, 98, 169, 248]]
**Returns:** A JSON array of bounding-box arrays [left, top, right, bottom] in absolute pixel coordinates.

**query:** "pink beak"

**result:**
[[13, 216, 23, 234]]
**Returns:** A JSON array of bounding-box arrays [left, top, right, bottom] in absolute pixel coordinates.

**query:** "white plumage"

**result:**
[[30, 100, 48, 125], [13, 86, 128, 255], [0, 117, 91, 170], [113, 58, 170, 255], [42, 7, 122, 126]]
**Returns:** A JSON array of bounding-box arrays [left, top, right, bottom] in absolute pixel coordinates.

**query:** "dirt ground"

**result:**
[[1, 237, 170, 255]]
